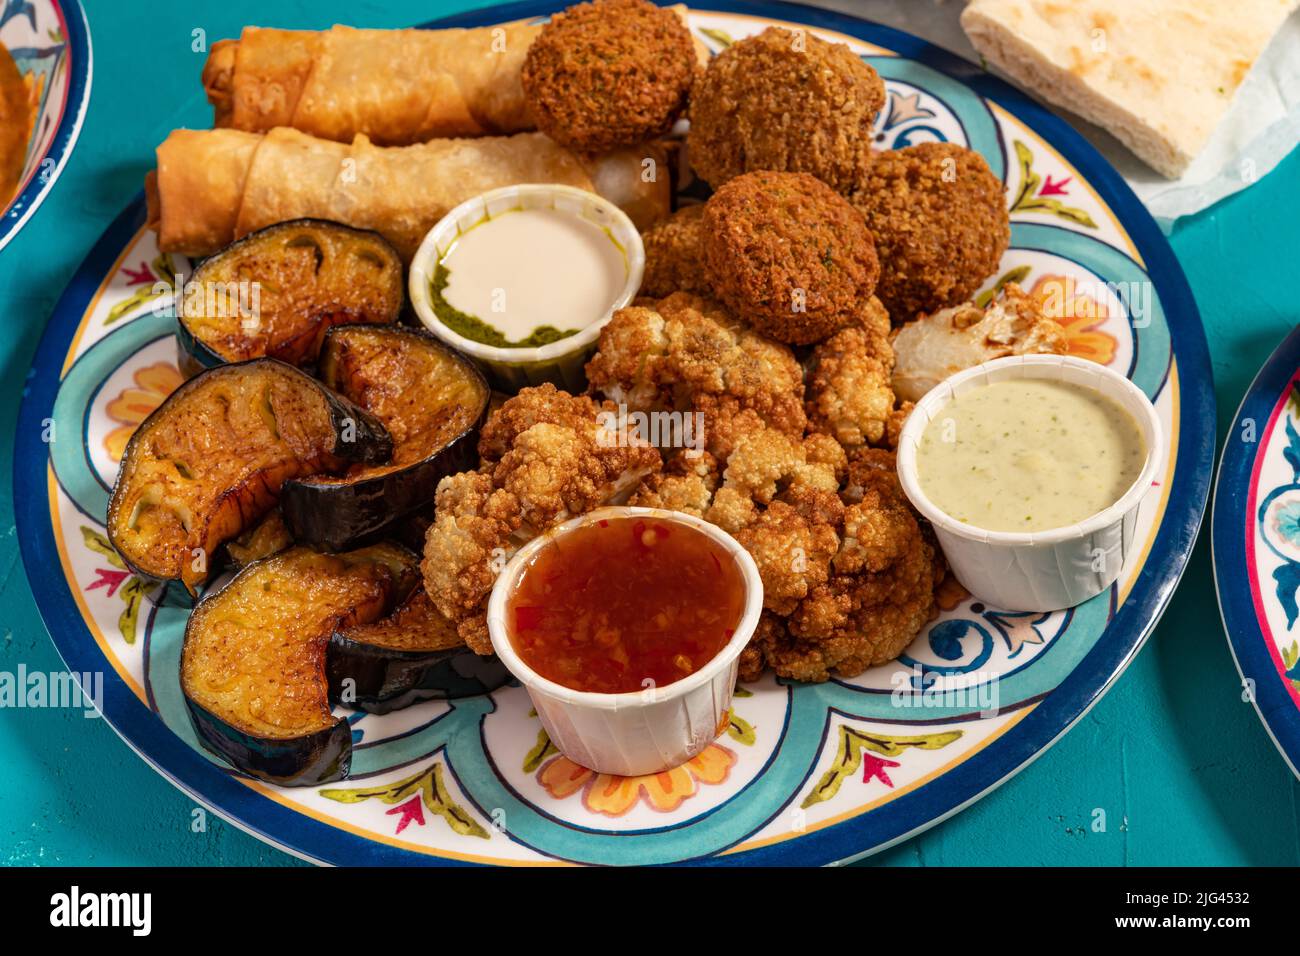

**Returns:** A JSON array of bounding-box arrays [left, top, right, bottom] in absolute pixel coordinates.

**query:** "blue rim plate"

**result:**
[[1213, 325, 1300, 779], [13, 0, 1215, 865], [0, 0, 92, 254]]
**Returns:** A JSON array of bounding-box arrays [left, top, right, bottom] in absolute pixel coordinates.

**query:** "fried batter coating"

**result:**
[[782, 463, 940, 680], [890, 283, 1067, 403], [521, 0, 697, 152], [805, 318, 894, 449], [688, 27, 885, 190], [627, 423, 937, 679], [420, 472, 524, 653], [701, 171, 880, 345], [628, 450, 719, 516], [735, 499, 840, 616], [719, 427, 841, 504], [585, 292, 807, 462], [640, 204, 710, 298], [421, 385, 662, 652], [849, 142, 1010, 322]]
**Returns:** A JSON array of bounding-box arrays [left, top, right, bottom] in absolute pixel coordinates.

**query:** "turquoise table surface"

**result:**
[[1, 0, 1297, 868]]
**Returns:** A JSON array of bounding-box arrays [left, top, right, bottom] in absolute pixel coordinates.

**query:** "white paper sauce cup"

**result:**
[[896, 354, 1163, 612], [409, 183, 645, 393], [487, 506, 763, 777]]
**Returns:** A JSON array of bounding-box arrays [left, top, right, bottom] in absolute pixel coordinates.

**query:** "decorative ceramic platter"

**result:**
[[0, 0, 90, 254], [15, 0, 1213, 865], [1214, 325, 1300, 780]]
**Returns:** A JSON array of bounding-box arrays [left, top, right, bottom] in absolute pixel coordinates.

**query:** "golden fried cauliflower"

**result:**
[[585, 292, 807, 462], [631, 427, 940, 681], [761, 448, 943, 681], [890, 283, 1067, 403], [422, 384, 662, 652], [804, 296, 898, 449]]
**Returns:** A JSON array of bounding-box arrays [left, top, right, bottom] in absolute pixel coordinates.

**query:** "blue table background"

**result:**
[[1, 0, 1296, 867]]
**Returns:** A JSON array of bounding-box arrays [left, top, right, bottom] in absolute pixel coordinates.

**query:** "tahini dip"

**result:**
[[915, 378, 1147, 533], [430, 206, 628, 349]]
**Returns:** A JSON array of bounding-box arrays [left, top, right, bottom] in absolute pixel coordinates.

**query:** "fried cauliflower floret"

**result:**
[[783, 525, 940, 679], [849, 142, 1010, 322], [521, 0, 697, 152], [422, 387, 662, 653], [734, 500, 840, 616], [720, 428, 841, 504], [701, 171, 880, 345], [805, 321, 896, 449], [420, 471, 525, 653], [640, 204, 710, 298], [687, 27, 886, 190], [890, 283, 1068, 402], [628, 451, 719, 516], [585, 292, 807, 462], [742, 448, 941, 682]]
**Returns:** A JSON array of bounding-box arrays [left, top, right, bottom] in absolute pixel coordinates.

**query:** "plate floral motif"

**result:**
[[15, 1, 1212, 865]]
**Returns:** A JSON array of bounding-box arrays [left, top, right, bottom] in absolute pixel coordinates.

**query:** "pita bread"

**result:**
[[961, 0, 1299, 178]]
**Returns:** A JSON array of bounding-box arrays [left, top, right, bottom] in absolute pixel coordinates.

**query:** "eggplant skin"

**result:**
[[186, 698, 352, 786], [180, 544, 418, 786], [176, 219, 403, 373], [327, 589, 508, 713], [106, 359, 391, 597], [281, 326, 490, 552]]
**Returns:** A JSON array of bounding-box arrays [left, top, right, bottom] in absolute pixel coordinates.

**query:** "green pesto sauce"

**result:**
[[429, 260, 579, 350]]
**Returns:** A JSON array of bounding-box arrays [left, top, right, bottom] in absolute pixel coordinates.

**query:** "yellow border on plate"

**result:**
[[722, 704, 1036, 855], [60, 226, 148, 378]]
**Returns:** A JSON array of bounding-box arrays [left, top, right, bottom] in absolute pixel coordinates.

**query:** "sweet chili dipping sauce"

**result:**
[[507, 516, 747, 694]]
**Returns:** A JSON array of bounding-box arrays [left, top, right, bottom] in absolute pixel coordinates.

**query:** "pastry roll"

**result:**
[[203, 23, 542, 144], [147, 127, 669, 261]]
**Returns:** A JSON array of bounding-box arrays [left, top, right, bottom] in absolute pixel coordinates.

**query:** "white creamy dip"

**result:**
[[437, 207, 627, 346]]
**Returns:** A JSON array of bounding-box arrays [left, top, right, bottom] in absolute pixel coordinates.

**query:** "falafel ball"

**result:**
[[849, 142, 1010, 322], [701, 170, 880, 346], [640, 203, 710, 298], [687, 27, 886, 191], [521, 0, 697, 153]]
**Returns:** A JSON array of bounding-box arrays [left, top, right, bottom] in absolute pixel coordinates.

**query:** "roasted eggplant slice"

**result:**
[[176, 219, 403, 374], [181, 543, 418, 786], [281, 326, 490, 551], [225, 509, 294, 567], [107, 359, 392, 596], [328, 588, 509, 714]]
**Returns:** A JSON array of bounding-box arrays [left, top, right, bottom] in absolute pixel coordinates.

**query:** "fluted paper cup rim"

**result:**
[[486, 506, 763, 711], [896, 354, 1163, 547]]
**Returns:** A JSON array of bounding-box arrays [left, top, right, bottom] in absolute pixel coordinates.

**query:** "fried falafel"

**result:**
[[521, 0, 697, 153], [687, 27, 886, 190], [701, 170, 879, 345], [849, 141, 1010, 322], [640, 203, 710, 298]]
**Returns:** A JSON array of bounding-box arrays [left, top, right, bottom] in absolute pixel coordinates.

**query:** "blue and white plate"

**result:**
[[14, 0, 1213, 865], [1214, 325, 1300, 780], [0, 0, 91, 253]]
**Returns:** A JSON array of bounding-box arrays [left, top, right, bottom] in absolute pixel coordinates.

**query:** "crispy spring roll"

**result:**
[[204, 23, 542, 144], [147, 127, 670, 261], [202, 8, 708, 146]]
